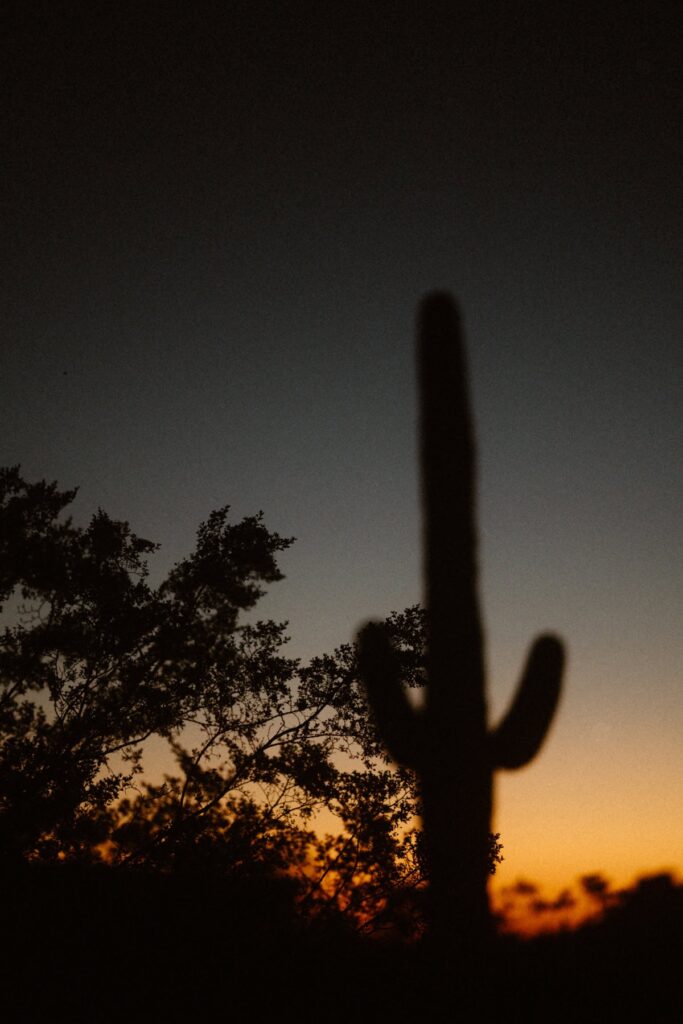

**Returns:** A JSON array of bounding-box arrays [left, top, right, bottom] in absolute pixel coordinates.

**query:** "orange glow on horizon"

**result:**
[[490, 867, 683, 937]]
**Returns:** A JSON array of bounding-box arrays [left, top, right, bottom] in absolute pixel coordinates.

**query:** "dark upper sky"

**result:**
[[3, 4, 682, 884]]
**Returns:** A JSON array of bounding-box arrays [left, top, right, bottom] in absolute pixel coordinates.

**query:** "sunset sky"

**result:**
[[3, 6, 682, 900]]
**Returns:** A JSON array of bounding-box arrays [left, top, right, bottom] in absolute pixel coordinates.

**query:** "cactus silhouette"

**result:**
[[357, 293, 565, 959]]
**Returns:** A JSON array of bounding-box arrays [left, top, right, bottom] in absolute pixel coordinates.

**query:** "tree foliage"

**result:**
[[0, 466, 502, 934]]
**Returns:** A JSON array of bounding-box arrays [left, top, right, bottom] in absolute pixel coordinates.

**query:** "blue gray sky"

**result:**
[[3, 5, 682, 887]]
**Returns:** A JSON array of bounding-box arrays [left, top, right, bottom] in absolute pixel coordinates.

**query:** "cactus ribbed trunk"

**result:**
[[419, 294, 491, 952], [358, 291, 565, 984]]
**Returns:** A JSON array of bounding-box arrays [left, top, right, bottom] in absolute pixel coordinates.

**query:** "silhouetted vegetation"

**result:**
[[2, 297, 680, 1020], [0, 464, 292, 865], [1, 855, 680, 1022], [493, 871, 683, 1022], [0, 464, 503, 941]]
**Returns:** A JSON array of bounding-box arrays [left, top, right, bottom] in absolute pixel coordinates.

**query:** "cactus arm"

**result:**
[[489, 634, 565, 770], [357, 622, 424, 767]]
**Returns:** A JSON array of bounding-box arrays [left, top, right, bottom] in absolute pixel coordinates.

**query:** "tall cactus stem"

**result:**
[[358, 292, 565, 960]]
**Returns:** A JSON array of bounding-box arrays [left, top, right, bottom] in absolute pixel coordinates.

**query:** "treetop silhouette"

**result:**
[[0, 464, 292, 862], [1, 462, 503, 936]]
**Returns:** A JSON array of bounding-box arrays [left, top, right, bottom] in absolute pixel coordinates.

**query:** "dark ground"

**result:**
[[2, 864, 681, 1022]]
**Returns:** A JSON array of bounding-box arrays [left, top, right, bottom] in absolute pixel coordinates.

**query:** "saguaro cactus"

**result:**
[[358, 293, 564, 956]]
